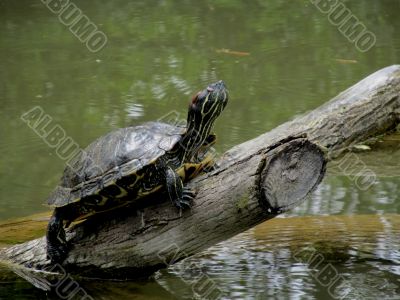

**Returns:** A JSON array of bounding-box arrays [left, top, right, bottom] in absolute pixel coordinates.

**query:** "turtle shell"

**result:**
[[47, 122, 185, 207]]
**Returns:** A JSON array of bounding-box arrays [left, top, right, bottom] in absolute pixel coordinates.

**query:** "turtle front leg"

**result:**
[[46, 208, 68, 264], [165, 166, 196, 209]]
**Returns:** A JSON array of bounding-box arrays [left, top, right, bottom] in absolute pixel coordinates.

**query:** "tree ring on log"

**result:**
[[258, 138, 326, 214]]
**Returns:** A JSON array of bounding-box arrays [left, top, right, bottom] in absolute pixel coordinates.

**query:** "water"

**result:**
[[0, 0, 399, 299]]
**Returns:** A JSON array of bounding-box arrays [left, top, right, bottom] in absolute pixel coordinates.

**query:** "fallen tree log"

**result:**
[[1, 65, 400, 282]]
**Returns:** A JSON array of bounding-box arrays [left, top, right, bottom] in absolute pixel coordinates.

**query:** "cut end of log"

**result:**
[[259, 139, 326, 214]]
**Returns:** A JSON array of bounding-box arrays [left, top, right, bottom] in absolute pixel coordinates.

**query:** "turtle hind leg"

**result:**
[[46, 208, 68, 264]]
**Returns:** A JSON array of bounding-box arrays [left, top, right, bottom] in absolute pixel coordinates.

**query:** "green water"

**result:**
[[1, 0, 400, 299]]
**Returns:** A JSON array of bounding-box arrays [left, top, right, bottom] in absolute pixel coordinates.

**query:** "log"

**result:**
[[1, 65, 400, 283]]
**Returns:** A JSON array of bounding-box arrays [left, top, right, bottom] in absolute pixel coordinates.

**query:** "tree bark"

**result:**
[[1, 65, 400, 282]]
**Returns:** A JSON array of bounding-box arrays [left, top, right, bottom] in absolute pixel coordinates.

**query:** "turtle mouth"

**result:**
[[207, 80, 227, 94], [203, 80, 228, 110], [208, 80, 228, 109], [210, 80, 226, 89], [191, 80, 228, 113]]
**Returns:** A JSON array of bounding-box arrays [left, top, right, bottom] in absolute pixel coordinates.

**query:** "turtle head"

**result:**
[[183, 80, 228, 158], [189, 80, 228, 119]]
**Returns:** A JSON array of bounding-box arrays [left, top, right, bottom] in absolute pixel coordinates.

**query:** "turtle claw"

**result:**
[[204, 163, 219, 173], [174, 188, 196, 209], [183, 188, 197, 201], [178, 199, 192, 209]]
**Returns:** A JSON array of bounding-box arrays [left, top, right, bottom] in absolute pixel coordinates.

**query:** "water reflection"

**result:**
[[157, 214, 400, 299], [291, 176, 400, 217], [125, 102, 144, 119]]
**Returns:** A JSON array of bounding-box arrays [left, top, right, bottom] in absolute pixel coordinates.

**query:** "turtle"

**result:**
[[46, 80, 228, 264]]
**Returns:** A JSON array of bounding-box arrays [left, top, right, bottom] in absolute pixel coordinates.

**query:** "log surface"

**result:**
[[1, 65, 400, 281]]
